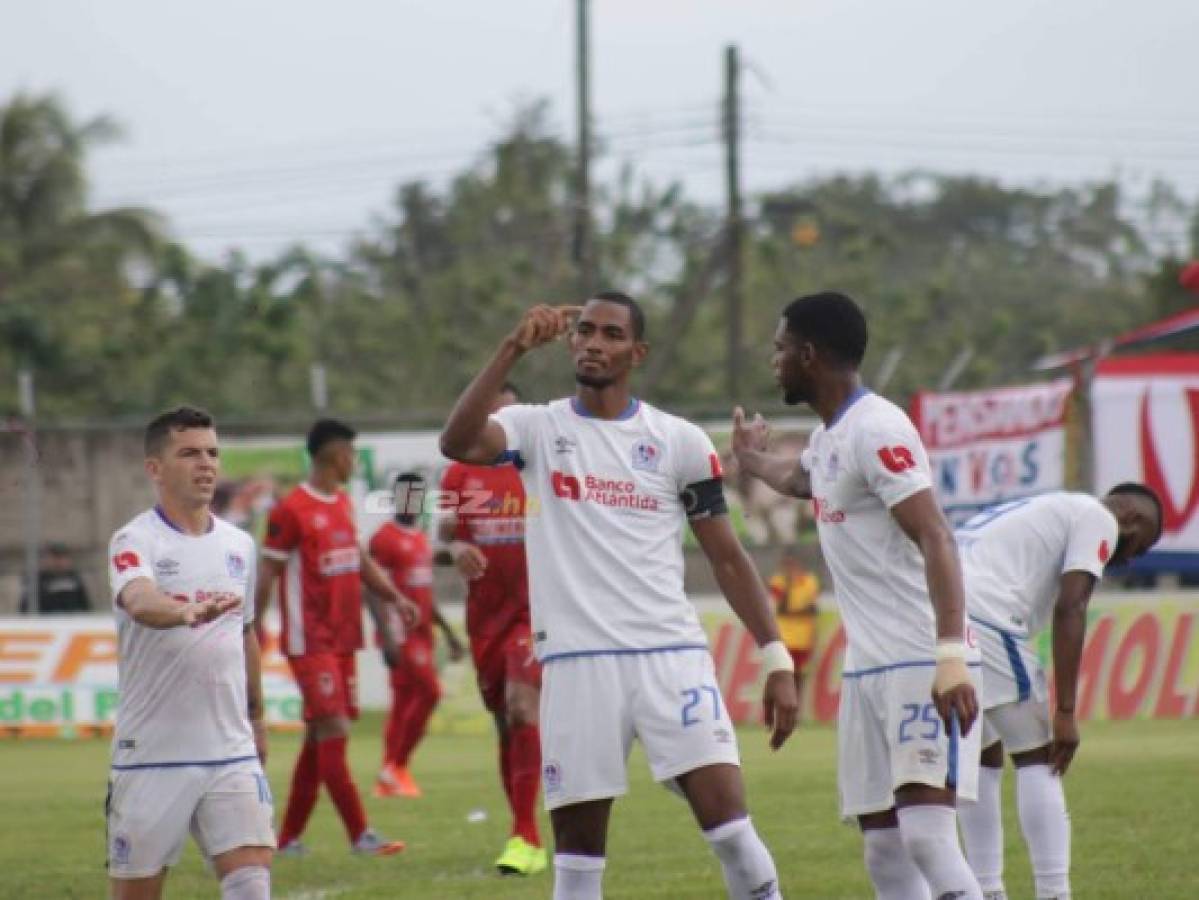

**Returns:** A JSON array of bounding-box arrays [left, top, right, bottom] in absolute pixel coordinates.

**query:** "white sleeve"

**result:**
[[489, 403, 545, 466], [673, 421, 723, 490], [854, 414, 933, 509], [108, 525, 155, 610], [1062, 499, 1119, 578]]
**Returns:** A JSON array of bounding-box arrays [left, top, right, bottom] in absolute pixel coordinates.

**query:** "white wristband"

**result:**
[[935, 640, 967, 663], [759, 640, 795, 674]]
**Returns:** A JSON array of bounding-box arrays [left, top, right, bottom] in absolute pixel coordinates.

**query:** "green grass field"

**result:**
[[1, 717, 1193, 898]]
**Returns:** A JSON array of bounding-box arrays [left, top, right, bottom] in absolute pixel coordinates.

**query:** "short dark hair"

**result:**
[[500, 381, 522, 401], [782, 291, 868, 366], [1107, 482, 1164, 545], [589, 290, 646, 340], [144, 405, 214, 456], [306, 418, 356, 458]]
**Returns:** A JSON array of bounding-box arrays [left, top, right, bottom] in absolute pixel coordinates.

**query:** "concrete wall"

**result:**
[[0, 429, 153, 614]]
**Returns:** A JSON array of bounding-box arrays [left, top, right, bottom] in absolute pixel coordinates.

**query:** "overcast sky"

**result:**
[[3, 0, 1196, 260]]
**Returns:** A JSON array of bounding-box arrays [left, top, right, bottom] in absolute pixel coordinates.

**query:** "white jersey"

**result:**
[[492, 397, 720, 661], [958, 492, 1118, 638], [107, 508, 258, 769], [802, 390, 940, 671]]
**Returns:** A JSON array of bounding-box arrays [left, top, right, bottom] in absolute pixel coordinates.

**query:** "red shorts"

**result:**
[[473, 624, 542, 713], [288, 652, 359, 722], [789, 647, 813, 673], [389, 635, 441, 699]]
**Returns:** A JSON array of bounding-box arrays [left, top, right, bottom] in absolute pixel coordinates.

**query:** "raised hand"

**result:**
[[508, 305, 583, 352], [732, 407, 770, 458]]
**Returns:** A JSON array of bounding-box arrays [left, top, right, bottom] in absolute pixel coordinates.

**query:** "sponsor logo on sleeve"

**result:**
[[1098, 540, 1111, 564], [877, 445, 916, 474], [112, 551, 140, 573]]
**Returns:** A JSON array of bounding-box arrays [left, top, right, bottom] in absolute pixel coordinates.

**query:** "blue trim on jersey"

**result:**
[[154, 505, 214, 535], [111, 753, 258, 772], [826, 386, 870, 429], [570, 396, 640, 421], [540, 643, 708, 664], [1001, 632, 1032, 702], [968, 614, 1029, 640], [946, 710, 960, 790], [841, 659, 982, 679]]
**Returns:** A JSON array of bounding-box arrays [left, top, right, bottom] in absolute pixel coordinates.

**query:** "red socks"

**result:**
[[278, 739, 319, 847], [507, 723, 542, 846], [389, 683, 440, 767], [318, 735, 368, 843]]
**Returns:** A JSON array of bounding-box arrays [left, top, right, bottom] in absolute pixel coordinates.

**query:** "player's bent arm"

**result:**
[[737, 449, 812, 499], [890, 489, 967, 642], [1051, 571, 1098, 715], [690, 515, 783, 647], [439, 342, 521, 464], [118, 578, 193, 629]]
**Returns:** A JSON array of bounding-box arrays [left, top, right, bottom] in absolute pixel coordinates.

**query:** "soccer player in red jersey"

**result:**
[[438, 382, 548, 876], [369, 470, 465, 799], [255, 419, 416, 858]]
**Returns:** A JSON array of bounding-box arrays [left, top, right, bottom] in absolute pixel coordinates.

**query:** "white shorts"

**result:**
[[539, 648, 741, 811], [974, 620, 1048, 710], [838, 663, 981, 818], [981, 699, 1052, 754], [106, 758, 275, 879]]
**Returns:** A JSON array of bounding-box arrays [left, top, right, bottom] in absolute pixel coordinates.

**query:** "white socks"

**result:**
[[703, 816, 782, 899], [897, 805, 983, 900], [958, 765, 1006, 894], [1015, 765, 1071, 899], [220, 865, 270, 899], [554, 853, 606, 900], [863, 826, 931, 900]]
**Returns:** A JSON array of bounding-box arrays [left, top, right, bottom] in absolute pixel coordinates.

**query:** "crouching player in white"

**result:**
[[106, 406, 274, 899], [440, 294, 800, 900], [735, 292, 985, 899], [955, 485, 1162, 900]]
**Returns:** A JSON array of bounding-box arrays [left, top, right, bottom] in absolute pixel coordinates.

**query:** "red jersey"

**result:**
[[439, 461, 530, 645], [369, 521, 435, 642], [263, 482, 363, 657]]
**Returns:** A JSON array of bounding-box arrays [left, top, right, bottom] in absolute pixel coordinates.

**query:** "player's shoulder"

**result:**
[[110, 508, 158, 547], [638, 399, 706, 440], [212, 515, 256, 551], [1055, 491, 1115, 524], [850, 391, 911, 428]]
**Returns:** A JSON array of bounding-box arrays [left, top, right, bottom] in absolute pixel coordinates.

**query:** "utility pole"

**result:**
[[19, 369, 40, 615], [573, 0, 596, 297], [723, 44, 744, 400]]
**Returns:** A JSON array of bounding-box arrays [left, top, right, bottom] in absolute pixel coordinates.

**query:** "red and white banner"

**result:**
[[1092, 354, 1199, 562], [910, 379, 1074, 523]]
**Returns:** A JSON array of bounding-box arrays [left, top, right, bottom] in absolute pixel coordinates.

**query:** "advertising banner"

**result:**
[[1092, 354, 1199, 570], [910, 379, 1074, 524], [4, 596, 1196, 736]]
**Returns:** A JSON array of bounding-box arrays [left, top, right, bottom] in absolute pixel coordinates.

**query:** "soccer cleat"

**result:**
[[373, 765, 405, 798], [389, 764, 422, 798], [276, 839, 310, 858], [494, 835, 548, 876], [352, 828, 406, 857]]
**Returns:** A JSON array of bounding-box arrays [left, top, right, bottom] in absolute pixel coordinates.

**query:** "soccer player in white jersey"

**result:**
[[954, 486, 1162, 900], [106, 407, 273, 900], [440, 292, 800, 900], [734, 291, 985, 900]]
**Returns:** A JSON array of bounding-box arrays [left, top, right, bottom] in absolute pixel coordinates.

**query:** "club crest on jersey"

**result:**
[[631, 438, 663, 472], [225, 551, 247, 580], [824, 450, 840, 480]]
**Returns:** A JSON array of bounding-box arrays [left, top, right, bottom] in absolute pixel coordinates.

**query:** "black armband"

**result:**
[[680, 477, 728, 520]]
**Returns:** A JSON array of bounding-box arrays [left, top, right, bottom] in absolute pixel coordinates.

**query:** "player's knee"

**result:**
[[506, 699, 536, 729], [220, 864, 270, 899]]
